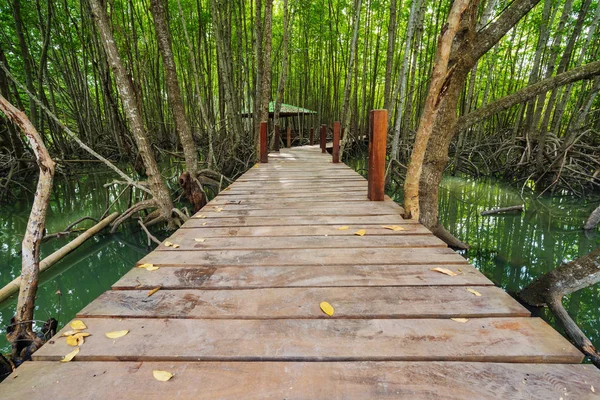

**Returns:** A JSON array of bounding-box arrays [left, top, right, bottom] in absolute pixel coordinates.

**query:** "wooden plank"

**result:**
[[199, 200, 389, 211], [78, 286, 529, 319], [228, 180, 367, 188], [209, 195, 370, 204], [4, 361, 599, 400], [183, 215, 418, 227], [136, 247, 467, 267], [177, 224, 430, 237], [156, 234, 446, 251], [32, 317, 583, 363], [221, 188, 367, 195], [193, 207, 405, 218], [215, 191, 375, 199], [112, 264, 493, 290]]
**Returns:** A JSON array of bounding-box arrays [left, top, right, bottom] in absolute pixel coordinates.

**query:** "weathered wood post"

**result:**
[[260, 121, 268, 163], [274, 125, 280, 152], [286, 126, 292, 148], [368, 110, 387, 200], [309, 127, 314, 145], [320, 124, 326, 153], [333, 121, 340, 163]]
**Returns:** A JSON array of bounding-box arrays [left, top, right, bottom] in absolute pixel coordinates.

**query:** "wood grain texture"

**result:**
[[137, 247, 468, 267], [156, 234, 446, 251], [177, 224, 429, 237], [183, 215, 418, 227], [78, 286, 529, 319], [33, 317, 583, 363], [5, 361, 600, 400], [112, 264, 493, 290]]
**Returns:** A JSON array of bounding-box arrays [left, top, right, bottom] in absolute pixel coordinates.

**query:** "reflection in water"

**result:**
[[0, 170, 151, 353], [349, 156, 600, 350]]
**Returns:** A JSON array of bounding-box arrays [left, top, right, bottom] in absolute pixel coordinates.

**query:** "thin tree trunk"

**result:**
[[150, 0, 198, 174], [0, 94, 54, 362], [383, 0, 398, 112], [390, 0, 422, 160], [259, 0, 273, 155], [88, 0, 176, 227], [272, 0, 292, 149], [339, 0, 362, 157]]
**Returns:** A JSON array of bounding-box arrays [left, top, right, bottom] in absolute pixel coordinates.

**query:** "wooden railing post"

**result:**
[[332, 121, 340, 163], [287, 126, 292, 148], [260, 121, 268, 163], [309, 127, 314, 145], [368, 110, 387, 200], [320, 124, 326, 153], [274, 125, 280, 152]]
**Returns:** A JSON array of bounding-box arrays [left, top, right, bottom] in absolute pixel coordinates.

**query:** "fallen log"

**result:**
[[519, 248, 600, 368], [0, 212, 119, 304], [481, 205, 524, 216]]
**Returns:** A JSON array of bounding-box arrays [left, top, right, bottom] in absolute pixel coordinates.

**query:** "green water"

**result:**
[[349, 157, 600, 350], [1, 162, 599, 356], [0, 170, 151, 353]]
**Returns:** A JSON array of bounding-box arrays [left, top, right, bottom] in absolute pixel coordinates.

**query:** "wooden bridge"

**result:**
[[3, 116, 600, 398]]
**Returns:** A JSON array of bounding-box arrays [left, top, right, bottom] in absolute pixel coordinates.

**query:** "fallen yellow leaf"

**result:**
[[194, 238, 206, 243], [145, 266, 160, 271], [171, 244, 180, 249], [65, 335, 79, 347], [60, 330, 81, 337], [197, 215, 207, 219], [430, 267, 458, 277], [451, 318, 469, 323], [336, 226, 349, 230], [164, 241, 173, 247], [153, 370, 173, 382], [147, 287, 161, 297], [381, 225, 406, 231], [202, 222, 207, 226], [138, 263, 154, 269], [466, 288, 482, 297], [105, 330, 129, 339], [70, 320, 87, 330], [215, 207, 224, 212], [320, 301, 334, 316], [592, 386, 595, 393], [60, 347, 79, 363], [354, 229, 366, 236]]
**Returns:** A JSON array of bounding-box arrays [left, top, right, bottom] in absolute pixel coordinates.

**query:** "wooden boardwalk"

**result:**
[[3, 145, 600, 399]]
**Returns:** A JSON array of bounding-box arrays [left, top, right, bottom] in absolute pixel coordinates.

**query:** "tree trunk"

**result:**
[[390, 0, 422, 158], [383, 0, 397, 112], [520, 248, 600, 367], [414, 0, 543, 247], [272, 0, 292, 150], [0, 94, 54, 363], [88, 0, 176, 228], [150, 0, 198, 174], [402, 0, 471, 220], [258, 0, 273, 156], [339, 0, 362, 157], [176, 0, 215, 168]]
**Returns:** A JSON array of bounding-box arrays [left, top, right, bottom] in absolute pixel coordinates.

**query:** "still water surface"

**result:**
[[1, 162, 599, 354]]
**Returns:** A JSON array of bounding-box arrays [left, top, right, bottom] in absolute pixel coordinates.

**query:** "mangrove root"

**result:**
[[520, 247, 600, 368]]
